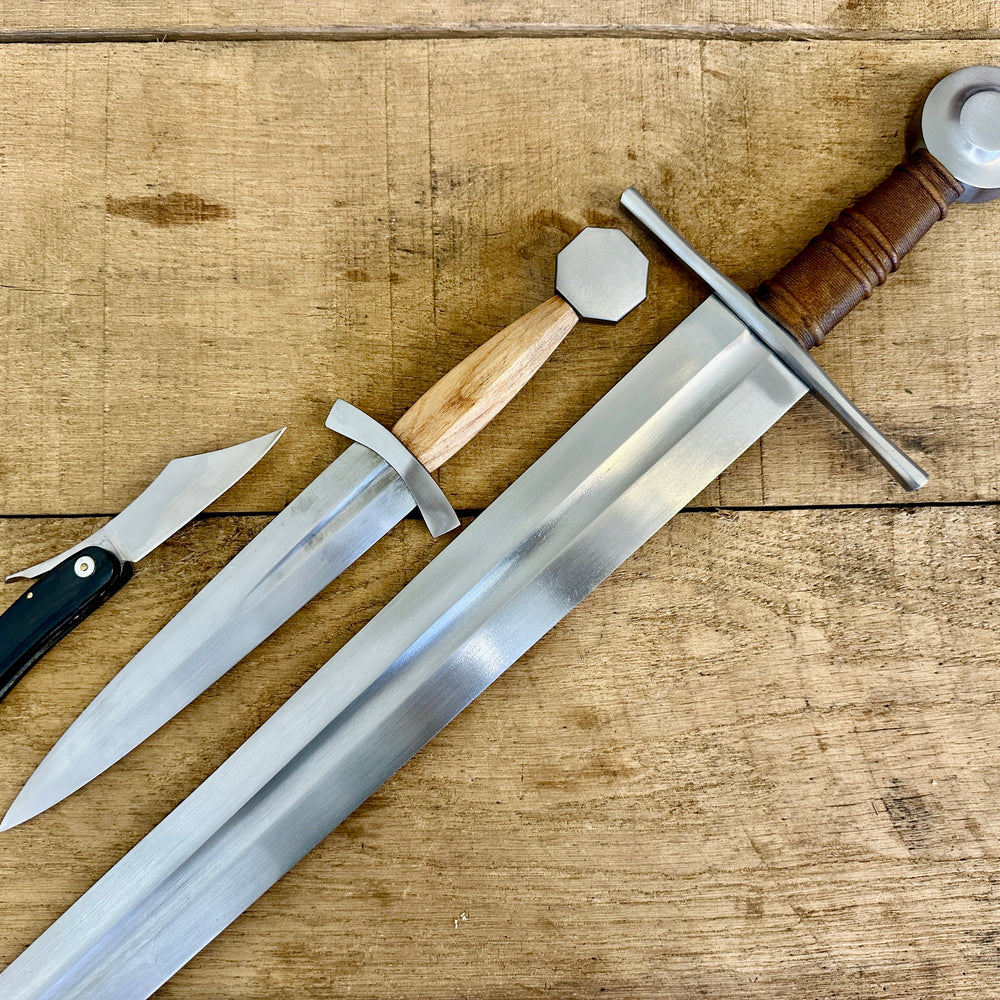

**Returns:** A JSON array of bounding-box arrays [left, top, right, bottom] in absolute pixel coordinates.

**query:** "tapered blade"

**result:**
[[0, 297, 809, 998], [6, 429, 286, 581], [0, 443, 415, 830]]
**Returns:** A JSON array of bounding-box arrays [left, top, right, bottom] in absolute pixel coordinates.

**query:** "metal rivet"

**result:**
[[74, 556, 96, 578]]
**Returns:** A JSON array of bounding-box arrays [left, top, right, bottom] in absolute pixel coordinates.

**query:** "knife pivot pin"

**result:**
[[74, 556, 96, 578]]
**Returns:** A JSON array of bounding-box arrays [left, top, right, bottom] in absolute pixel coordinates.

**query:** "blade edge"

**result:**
[[1, 443, 415, 829], [105, 427, 286, 564], [0, 298, 808, 997], [5, 429, 285, 581]]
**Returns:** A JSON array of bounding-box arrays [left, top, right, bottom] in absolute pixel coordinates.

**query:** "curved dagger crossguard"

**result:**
[[623, 64, 1000, 492], [326, 400, 460, 537]]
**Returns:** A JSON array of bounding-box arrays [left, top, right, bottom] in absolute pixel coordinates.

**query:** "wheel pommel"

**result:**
[[921, 64, 1000, 203]]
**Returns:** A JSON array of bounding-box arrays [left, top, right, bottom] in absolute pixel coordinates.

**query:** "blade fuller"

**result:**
[[1, 443, 416, 830], [0, 298, 809, 998]]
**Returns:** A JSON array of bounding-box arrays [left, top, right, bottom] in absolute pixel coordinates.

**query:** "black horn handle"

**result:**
[[0, 547, 133, 703]]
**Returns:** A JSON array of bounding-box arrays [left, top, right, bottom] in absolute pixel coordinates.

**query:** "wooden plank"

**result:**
[[1, 39, 998, 518], [0, 2, 997, 37], [0, 505, 998, 996]]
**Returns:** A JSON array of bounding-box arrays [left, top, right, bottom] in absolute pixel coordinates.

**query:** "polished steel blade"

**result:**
[[0, 297, 809, 998], [6, 429, 286, 580], [0, 443, 415, 830]]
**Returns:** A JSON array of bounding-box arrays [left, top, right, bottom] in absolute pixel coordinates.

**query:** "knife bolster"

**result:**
[[756, 148, 964, 350]]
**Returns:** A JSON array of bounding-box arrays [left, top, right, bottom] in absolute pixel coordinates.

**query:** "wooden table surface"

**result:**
[[1, 5, 1000, 999]]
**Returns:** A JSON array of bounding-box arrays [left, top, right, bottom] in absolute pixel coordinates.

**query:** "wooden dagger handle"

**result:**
[[755, 148, 964, 350], [392, 295, 578, 472]]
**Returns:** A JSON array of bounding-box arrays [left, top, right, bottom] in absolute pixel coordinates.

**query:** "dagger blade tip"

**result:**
[[0, 768, 77, 832], [0, 804, 30, 832]]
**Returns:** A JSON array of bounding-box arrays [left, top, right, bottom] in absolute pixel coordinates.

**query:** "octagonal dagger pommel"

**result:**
[[555, 227, 649, 322]]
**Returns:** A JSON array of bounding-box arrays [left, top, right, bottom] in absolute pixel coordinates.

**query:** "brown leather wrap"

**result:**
[[755, 149, 964, 350]]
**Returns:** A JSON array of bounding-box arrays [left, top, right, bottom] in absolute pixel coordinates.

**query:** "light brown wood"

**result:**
[[392, 295, 578, 471], [0, 29, 1000, 1000], [1, 41, 999, 516], [1, 507, 1000, 998], [0, 2, 997, 35]]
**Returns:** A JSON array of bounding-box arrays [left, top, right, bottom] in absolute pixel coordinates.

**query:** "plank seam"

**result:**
[[0, 25, 998, 44], [2, 499, 1000, 521]]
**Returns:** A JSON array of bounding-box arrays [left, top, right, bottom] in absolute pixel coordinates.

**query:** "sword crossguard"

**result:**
[[325, 401, 460, 538], [621, 187, 929, 492]]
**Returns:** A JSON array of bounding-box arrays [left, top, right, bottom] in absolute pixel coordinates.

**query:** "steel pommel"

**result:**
[[555, 227, 648, 322], [921, 64, 1000, 203]]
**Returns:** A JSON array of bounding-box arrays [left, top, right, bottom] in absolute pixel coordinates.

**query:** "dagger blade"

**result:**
[[0, 296, 810, 998], [0, 442, 414, 830], [2, 228, 649, 827]]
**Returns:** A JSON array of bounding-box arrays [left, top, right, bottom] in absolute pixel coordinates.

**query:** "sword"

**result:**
[[0, 227, 648, 829], [0, 64, 997, 999]]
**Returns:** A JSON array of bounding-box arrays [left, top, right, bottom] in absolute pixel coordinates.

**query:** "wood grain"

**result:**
[[1, 41, 999, 516], [0, 2, 997, 36], [1, 507, 999, 998], [394, 295, 579, 471], [0, 26, 999, 1000]]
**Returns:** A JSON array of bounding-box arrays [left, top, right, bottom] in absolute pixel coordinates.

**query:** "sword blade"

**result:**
[[0, 297, 808, 998], [0, 443, 415, 830]]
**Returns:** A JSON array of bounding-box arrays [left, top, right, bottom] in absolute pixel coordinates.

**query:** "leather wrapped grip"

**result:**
[[756, 148, 964, 350]]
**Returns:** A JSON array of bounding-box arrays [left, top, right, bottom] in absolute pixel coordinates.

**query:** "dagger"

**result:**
[[0, 226, 648, 829], [0, 427, 285, 704], [0, 65, 996, 999]]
